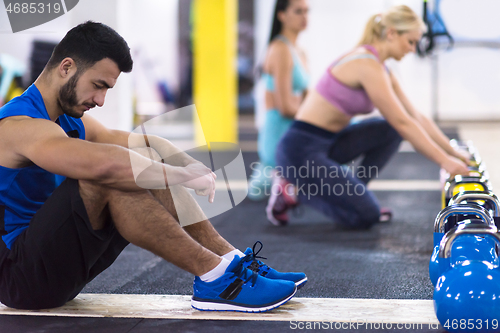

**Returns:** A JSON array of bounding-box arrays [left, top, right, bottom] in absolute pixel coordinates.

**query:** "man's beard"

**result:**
[[58, 73, 87, 118]]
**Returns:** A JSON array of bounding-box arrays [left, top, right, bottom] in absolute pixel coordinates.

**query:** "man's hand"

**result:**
[[176, 162, 217, 203], [133, 146, 216, 202]]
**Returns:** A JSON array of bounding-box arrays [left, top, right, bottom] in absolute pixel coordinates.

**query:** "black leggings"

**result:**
[[276, 118, 402, 229]]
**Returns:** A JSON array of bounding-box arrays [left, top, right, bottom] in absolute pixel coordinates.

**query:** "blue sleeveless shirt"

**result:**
[[0, 84, 86, 249], [262, 35, 309, 95]]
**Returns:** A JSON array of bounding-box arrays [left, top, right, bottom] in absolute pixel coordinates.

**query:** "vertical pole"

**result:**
[[193, 0, 238, 147]]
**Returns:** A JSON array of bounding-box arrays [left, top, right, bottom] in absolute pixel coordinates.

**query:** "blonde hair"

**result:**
[[358, 5, 426, 45]]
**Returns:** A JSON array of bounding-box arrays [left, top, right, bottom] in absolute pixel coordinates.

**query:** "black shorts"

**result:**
[[0, 178, 129, 310]]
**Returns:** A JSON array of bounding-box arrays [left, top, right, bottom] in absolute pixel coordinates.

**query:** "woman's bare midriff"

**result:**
[[295, 90, 352, 133], [265, 90, 303, 114]]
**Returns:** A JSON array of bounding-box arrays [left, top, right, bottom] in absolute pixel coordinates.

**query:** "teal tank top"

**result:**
[[0, 84, 86, 249], [262, 35, 309, 95]]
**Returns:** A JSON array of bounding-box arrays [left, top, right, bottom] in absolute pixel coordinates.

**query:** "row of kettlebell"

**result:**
[[431, 140, 500, 333]]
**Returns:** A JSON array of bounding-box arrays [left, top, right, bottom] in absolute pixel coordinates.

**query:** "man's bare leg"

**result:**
[[129, 147, 237, 257], [79, 180, 221, 276], [149, 186, 238, 257], [78, 178, 299, 312]]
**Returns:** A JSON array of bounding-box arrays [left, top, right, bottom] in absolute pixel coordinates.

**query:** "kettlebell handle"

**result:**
[[449, 191, 500, 218], [434, 203, 494, 233], [438, 223, 500, 259], [444, 175, 490, 199]]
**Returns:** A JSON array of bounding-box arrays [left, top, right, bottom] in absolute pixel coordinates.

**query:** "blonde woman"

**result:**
[[268, 5, 470, 228]]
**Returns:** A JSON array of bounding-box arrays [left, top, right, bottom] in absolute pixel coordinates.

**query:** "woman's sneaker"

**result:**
[[241, 241, 308, 289], [191, 255, 297, 312], [379, 207, 393, 223], [266, 177, 298, 226]]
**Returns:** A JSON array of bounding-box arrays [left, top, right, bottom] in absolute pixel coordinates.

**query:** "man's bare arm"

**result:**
[[8, 117, 214, 194], [82, 114, 198, 166]]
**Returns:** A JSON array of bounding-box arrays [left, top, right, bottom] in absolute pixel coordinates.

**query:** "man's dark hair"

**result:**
[[46, 21, 133, 73]]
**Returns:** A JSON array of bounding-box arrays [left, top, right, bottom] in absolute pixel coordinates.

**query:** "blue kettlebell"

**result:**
[[430, 203, 495, 286], [434, 223, 500, 332]]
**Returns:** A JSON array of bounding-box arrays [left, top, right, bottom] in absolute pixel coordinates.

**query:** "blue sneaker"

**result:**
[[241, 241, 308, 289], [191, 255, 296, 312]]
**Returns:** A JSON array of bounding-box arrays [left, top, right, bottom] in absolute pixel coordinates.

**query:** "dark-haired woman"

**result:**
[[247, 0, 309, 206]]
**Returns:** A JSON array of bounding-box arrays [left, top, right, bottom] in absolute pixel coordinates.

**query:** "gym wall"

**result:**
[[255, 0, 500, 122]]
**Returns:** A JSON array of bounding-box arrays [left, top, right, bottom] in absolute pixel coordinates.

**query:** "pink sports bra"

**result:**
[[315, 45, 383, 116]]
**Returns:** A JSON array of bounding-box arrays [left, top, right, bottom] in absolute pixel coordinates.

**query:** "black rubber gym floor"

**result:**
[[0, 129, 459, 333]]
